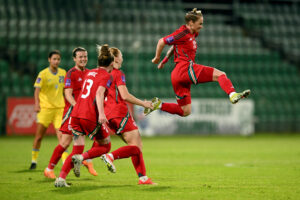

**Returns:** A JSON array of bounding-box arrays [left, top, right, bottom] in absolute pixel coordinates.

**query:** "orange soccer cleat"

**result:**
[[82, 160, 98, 176], [138, 178, 157, 185], [44, 168, 56, 179]]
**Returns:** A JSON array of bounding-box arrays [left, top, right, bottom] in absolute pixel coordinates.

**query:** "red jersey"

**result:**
[[63, 67, 89, 115], [104, 69, 128, 120], [163, 25, 199, 63], [71, 68, 112, 123]]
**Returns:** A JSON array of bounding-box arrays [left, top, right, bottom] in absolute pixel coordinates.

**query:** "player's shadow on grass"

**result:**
[[51, 184, 134, 194], [12, 169, 43, 173], [51, 184, 171, 194]]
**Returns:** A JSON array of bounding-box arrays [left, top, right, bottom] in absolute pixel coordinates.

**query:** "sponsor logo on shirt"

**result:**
[[59, 76, 64, 83], [166, 36, 174, 44], [36, 78, 41, 83], [78, 77, 82, 82], [121, 75, 126, 83]]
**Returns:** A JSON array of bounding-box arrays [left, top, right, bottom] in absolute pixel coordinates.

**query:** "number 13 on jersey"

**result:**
[[81, 79, 93, 98]]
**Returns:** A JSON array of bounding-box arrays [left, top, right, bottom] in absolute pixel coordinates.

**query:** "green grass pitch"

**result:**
[[0, 134, 300, 200]]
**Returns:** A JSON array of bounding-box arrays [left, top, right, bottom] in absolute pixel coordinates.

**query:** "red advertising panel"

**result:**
[[6, 97, 55, 135]]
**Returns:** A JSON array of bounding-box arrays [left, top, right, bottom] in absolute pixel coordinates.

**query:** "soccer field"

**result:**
[[0, 134, 300, 200]]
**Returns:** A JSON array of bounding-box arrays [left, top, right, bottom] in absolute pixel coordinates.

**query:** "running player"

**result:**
[[30, 50, 66, 170], [54, 44, 114, 187], [44, 47, 97, 179], [72, 47, 156, 185], [145, 8, 250, 116]]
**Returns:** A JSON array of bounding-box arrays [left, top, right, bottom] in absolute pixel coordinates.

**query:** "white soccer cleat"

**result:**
[[54, 177, 70, 187], [230, 89, 251, 104], [144, 97, 162, 116], [72, 154, 83, 177], [100, 154, 116, 173]]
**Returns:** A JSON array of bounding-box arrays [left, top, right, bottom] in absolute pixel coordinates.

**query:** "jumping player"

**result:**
[[54, 44, 114, 187], [145, 8, 250, 116], [44, 47, 97, 179], [30, 50, 66, 170], [72, 47, 156, 185]]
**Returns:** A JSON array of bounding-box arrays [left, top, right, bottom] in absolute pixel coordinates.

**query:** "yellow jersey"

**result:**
[[34, 67, 66, 109]]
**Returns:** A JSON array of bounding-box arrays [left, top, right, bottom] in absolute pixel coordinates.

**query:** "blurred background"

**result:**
[[0, 0, 299, 135]]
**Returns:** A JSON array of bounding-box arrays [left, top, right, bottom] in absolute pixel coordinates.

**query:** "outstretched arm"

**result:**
[[118, 85, 153, 109], [157, 46, 174, 69], [152, 38, 166, 64]]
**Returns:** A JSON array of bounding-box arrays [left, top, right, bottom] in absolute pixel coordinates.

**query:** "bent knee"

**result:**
[[182, 108, 191, 117]]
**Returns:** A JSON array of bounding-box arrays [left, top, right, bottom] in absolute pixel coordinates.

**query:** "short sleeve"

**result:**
[[163, 28, 190, 45], [98, 73, 113, 90], [65, 71, 75, 89], [115, 70, 126, 86], [34, 72, 43, 88]]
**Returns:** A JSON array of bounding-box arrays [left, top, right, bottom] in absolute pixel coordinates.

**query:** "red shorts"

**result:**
[[59, 106, 73, 135], [108, 113, 138, 135], [70, 117, 110, 140], [171, 61, 214, 106]]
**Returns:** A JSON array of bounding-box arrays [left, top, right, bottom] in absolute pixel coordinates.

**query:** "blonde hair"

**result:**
[[185, 8, 202, 23], [96, 44, 114, 67], [109, 47, 121, 58]]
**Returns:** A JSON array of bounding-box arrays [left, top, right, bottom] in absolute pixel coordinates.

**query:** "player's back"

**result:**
[[105, 68, 128, 120], [71, 68, 111, 122]]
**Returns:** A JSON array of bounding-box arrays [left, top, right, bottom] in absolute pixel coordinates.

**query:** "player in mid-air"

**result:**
[[72, 46, 156, 185], [54, 44, 114, 187], [30, 50, 66, 170], [145, 8, 250, 116], [44, 47, 98, 179]]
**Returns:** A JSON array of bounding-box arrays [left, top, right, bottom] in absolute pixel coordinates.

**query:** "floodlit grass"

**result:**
[[0, 134, 300, 200]]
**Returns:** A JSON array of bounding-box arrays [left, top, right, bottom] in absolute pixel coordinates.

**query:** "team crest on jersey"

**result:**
[[87, 72, 97, 77], [78, 77, 82, 82], [166, 36, 174, 44], [65, 79, 71, 86], [59, 76, 64, 83], [106, 79, 112, 88], [121, 75, 126, 83], [36, 78, 41, 83]]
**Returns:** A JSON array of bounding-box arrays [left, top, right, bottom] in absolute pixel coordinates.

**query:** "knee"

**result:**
[[182, 107, 191, 117], [60, 140, 70, 149], [213, 69, 226, 81]]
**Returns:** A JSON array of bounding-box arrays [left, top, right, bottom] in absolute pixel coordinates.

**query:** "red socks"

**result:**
[[59, 145, 84, 179], [111, 145, 140, 159], [47, 144, 65, 170], [218, 74, 235, 95], [131, 151, 146, 177], [161, 103, 184, 116], [82, 142, 111, 160], [111, 145, 146, 177]]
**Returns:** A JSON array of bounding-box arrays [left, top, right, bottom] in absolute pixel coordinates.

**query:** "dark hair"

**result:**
[[185, 8, 202, 23], [97, 44, 114, 67], [109, 47, 121, 57], [72, 47, 87, 58], [48, 50, 61, 58]]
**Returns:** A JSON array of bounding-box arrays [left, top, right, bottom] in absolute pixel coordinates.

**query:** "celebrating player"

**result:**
[[44, 47, 98, 179], [72, 47, 156, 185], [30, 50, 66, 170], [145, 8, 250, 116], [54, 44, 114, 187]]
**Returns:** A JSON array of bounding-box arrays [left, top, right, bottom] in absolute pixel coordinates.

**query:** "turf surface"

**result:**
[[0, 134, 299, 200]]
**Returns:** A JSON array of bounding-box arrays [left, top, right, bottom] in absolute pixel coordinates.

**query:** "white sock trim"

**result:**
[[229, 92, 236, 98]]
